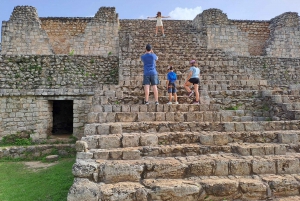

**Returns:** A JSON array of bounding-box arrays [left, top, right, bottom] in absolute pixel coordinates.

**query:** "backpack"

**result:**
[[168, 72, 177, 82]]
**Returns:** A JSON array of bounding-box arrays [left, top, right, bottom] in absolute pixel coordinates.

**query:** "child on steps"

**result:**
[[147, 11, 170, 37], [166, 66, 178, 104]]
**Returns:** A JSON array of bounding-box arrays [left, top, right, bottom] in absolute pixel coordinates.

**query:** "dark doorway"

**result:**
[[52, 100, 73, 135]]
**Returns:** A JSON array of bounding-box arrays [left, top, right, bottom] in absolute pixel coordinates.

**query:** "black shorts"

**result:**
[[188, 78, 200, 85]]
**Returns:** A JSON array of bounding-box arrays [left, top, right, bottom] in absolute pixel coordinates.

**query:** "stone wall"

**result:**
[[0, 55, 119, 89], [0, 54, 118, 140], [232, 21, 270, 56], [237, 56, 300, 86], [192, 9, 271, 56], [1, 6, 54, 55], [0, 144, 75, 159], [193, 9, 300, 58], [264, 12, 300, 58], [40, 18, 90, 54], [1, 6, 119, 56]]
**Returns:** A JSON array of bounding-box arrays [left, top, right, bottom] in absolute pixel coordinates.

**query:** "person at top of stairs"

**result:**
[[141, 44, 159, 105], [147, 11, 170, 37], [166, 65, 178, 104], [184, 60, 200, 104]]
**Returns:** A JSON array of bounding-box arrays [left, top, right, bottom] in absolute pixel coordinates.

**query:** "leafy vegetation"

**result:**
[[224, 104, 242, 110], [0, 132, 33, 147]]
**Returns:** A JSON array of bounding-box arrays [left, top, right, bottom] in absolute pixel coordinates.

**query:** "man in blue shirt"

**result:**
[[141, 44, 159, 105]]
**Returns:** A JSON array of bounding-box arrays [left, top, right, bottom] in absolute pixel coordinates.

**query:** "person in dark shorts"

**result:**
[[141, 44, 159, 105], [184, 60, 200, 104], [166, 66, 178, 104]]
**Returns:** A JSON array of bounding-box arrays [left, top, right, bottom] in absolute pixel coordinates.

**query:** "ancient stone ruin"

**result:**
[[1, 5, 300, 201]]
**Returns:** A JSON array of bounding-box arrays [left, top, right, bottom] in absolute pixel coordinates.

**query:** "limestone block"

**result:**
[[130, 105, 139, 112], [276, 158, 299, 174], [138, 112, 155, 122], [166, 113, 175, 121], [84, 124, 97, 135], [87, 112, 98, 123], [239, 179, 267, 200], [116, 112, 137, 122], [75, 141, 88, 152], [67, 178, 100, 201], [140, 134, 158, 146], [213, 134, 229, 145], [200, 179, 239, 197], [144, 158, 187, 179], [93, 150, 109, 160], [103, 105, 112, 112], [235, 123, 245, 132], [189, 159, 215, 176], [144, 179, 203, 201], [122, 150, 141, 160], [199, 135, 214, 145], [229, 159, 251, 175], [261, 175, 300, 197], [110, 123, 122, 134], [121, 105, 131, 112], [105, 113, 116, 122], [250, 146, 265, 156], [274, 145, 286, 155], [96, 124, 110, 135], [110, 150, 122, 160], [224, 123, 235, 132], [72, 160, 99, 178], [99, 182, 148, 201], [252, 158, 276, 174], [245, 122, 263, 131], [76, 152, 93, 159], [99, 134, 121, 149], [98, 161, 144, 183], [122, 134, 140, 147], [234, 145, 251, 156], [278, 133, 298, 144], [155, 112, 166, 121]]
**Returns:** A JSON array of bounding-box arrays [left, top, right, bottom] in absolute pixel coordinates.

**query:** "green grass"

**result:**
[[0, 158, 75, 201]]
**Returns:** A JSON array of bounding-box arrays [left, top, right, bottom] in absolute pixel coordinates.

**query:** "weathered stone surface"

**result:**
[[75, 141, 88, 152], [67, 178, 100, 201], [98, 160, 144, 183], [199, 178, 239, 197], [143, 179, 203, 201], [239, 178, 267, 200], [72, 160, 99, 178]]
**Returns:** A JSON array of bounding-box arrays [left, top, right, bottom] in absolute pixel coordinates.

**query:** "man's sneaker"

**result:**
[[162, 34, 165, 37], [188, 91, 194, 97], [155, 101, 159, 105], [192, 101, 199, 105], [144, 101, 149, 105], [155, 34, 157, 37], [175, 102, 179, 104], [167, 102, 172, 105]]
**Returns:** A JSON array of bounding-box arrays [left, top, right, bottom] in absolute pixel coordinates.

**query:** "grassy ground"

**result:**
[[0, 158, 75, 201]]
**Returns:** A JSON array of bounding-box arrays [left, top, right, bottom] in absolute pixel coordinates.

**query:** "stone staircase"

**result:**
[[67, 20, 300, 201]]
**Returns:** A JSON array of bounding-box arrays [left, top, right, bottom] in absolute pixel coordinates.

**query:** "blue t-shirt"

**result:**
[[190, 66, 200, 78], [167, 71, 177, 83], [141, 53, 158, 76]]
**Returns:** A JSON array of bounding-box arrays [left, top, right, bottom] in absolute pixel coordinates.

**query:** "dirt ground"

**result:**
[[23, 161, 57, 171]]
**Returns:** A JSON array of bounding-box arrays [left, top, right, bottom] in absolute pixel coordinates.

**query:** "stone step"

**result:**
[[72, 153, 300, 183], [83, 120, 300, 135], [120, 79, 268, 87], [87, 111, 270, 123], [267, 95, 300, 104], [80, 131, 300, 149], [121, 73, 260, 81], [68, 175, 300, 200], [78, 143, 286, 160], [91, 103, 221, 113]]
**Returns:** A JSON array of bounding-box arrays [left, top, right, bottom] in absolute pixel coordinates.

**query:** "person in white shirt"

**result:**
[[148, 11, 170, 37]]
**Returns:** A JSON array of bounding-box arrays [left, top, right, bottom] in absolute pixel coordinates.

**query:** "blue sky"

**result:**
[[0, 0, 300, 22]]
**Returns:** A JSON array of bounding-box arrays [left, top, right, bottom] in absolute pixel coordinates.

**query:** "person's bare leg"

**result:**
[[168, 93, 172, 102], [174, 93, 178, 102], [161, 26, 165, 35], [155, 27, 158, 35], [152, 85, 158, 102], [144, 85, 150, 102], [194, 84, 199, 102], [184, 82, 192, 92]]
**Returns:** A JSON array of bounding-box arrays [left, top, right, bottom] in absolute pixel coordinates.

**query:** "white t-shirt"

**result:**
[[190, 66, 200, 78], [156, 17, 163, 26]]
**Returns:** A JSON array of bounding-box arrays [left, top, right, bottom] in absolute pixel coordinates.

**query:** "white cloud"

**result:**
[[138, 15, 146, 19], [169, 6, 202, 20]]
